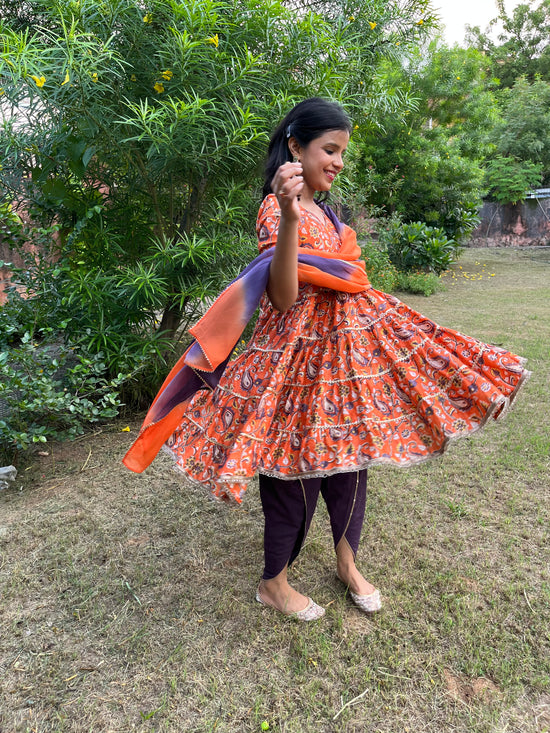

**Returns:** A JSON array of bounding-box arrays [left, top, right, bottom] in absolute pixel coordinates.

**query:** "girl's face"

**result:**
[[292, 129, 349, 198]]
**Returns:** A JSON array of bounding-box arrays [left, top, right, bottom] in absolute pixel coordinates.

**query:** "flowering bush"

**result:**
[[0, 0, 432, 336]]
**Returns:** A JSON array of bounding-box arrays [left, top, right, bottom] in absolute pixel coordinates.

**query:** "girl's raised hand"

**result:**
[[271, 161, 303, 219]]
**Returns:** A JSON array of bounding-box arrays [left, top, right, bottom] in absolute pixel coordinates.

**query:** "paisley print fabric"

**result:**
[[122, 202, 368, 474], [166, 195, 529, 503]]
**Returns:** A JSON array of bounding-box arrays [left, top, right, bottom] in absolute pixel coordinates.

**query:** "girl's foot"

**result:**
[[336, 565, 382, 614], [256, 579, 325, 620], [336, 563, 377, 597]]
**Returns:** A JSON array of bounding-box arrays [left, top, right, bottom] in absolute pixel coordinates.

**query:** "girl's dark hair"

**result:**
[[262, 97, 352, 199]]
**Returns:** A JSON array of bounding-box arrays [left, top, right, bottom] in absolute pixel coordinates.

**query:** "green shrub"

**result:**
[[0, 331, 128, 464], [0, 227, 180, 402], [394, 270, 444, 296], [0, 0, 424, 348], [441, 203, 481, 242], [377, 218, 461, 275], [360, 240, 398, 292]]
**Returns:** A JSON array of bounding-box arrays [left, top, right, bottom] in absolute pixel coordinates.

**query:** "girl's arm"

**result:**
[[266, 161, 304, 312]]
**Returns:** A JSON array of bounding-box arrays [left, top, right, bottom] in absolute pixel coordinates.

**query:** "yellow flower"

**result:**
[[161, 69, 173, 80], [61, 71, 70, 86], [416, 19, 424, 25], [143, 13, 153, 23], [369, 21, 377, 30], [130, 74, 137, 81], [154, 81, 164, 93], [349, 15, 355, 21], [354, 124, 359, 130], [456, 75, 460, 79], [121, 426, 130, 432], [207, 33, 219, 47], [91, 72, 98, 82], [31, 75, 46, 88], [0, 88, 4, 96]]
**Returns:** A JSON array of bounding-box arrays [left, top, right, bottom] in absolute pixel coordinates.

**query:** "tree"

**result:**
[[465, 3, 550, 187], [491, 76, 550, 184], [484, 156, 543, 204], [349, 45, 498, 239], [466, 0, 550, 88], [0, 0, 431, 382]]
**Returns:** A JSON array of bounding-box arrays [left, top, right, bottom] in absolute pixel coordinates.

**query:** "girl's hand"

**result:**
[[271, 161, 303, 219], [266, 161, 302, 311]]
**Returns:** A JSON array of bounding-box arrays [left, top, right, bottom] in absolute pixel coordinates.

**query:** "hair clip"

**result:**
[[286, 125, 292, 138]]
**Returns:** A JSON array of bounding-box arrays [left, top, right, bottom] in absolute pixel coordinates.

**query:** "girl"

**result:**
[[124, 98, 529, 621]]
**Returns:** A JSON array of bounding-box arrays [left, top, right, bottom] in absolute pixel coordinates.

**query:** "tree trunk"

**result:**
[[158, 300, 183, 341]]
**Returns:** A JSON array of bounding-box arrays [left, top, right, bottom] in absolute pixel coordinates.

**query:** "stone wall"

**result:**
[[469, 197, 550, 247]]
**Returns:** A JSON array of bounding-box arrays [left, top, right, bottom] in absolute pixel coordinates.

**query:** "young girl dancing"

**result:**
[[124, 98, 529, 622]]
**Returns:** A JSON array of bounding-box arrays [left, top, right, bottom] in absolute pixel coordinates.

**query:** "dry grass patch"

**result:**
[[0, 248, 549, 732]]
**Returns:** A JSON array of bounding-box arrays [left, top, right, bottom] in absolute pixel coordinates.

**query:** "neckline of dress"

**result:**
[[300, 202, 330, 227], [299, 202, 342, 249]]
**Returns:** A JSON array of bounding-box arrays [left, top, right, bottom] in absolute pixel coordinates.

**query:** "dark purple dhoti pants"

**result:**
[[259, 470, 367, 580]]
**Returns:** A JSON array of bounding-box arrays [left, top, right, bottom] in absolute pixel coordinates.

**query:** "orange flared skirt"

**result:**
[[165, 281, 529, 503]]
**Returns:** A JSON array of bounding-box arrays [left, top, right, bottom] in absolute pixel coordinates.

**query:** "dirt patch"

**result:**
[[444, 669, 501, 704]]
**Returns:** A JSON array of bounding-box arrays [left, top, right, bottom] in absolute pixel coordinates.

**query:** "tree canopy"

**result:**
[[349, 45, 497, 237], [493, 76, 550, 183], [0, 0, 433, 380], [466, 0, 550, 88]]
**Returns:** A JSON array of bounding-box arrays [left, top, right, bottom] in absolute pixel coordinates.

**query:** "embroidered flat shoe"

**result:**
[[255, 587, 325, 621], [337, 574, 382, 614], [347, 587, 382, 613]]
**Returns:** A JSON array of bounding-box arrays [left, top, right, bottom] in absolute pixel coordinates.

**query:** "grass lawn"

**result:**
[[1, 248, 549, 732]]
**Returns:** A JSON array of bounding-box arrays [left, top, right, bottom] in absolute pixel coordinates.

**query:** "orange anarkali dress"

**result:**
[[163, 195, 529, 502]]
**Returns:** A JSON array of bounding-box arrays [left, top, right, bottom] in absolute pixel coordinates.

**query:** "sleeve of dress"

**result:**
[[256, 194, 281, 254]]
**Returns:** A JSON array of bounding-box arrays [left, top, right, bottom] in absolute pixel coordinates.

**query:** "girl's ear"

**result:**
[[288, 136, 301, 160]]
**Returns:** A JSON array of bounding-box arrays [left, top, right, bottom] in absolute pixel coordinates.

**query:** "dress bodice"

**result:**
[[257, 194, 342, 255]]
